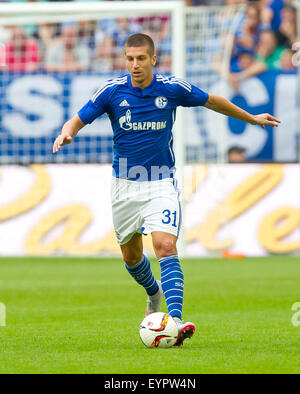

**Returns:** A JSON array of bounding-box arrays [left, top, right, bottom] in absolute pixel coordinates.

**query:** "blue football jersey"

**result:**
[[78, 74, 209, 181]]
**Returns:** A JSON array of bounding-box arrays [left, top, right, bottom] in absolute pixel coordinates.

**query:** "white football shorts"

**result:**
[[111, 176, 182, 245]]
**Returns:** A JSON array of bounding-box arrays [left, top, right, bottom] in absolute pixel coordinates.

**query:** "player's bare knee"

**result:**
[[120, 234, 143, 266], [122, 251, 143, 266], [154, 238, 177, 259]]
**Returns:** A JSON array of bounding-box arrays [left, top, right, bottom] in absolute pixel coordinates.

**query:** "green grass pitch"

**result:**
[[0, 256, 299, 374]]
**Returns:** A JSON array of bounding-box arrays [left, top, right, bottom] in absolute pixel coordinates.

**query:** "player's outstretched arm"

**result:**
[[204, 94, 281, 129], [53, 114, 85, 154]]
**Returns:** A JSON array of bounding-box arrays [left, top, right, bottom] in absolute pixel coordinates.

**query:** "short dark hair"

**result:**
[[125, 33, 155, 56], [227, 146, 246, 155]]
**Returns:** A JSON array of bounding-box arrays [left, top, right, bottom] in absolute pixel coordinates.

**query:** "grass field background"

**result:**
[[0, 256, 299, 374]]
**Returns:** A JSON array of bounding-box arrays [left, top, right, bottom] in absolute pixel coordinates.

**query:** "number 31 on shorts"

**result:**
[[162, 209, 177, 227]]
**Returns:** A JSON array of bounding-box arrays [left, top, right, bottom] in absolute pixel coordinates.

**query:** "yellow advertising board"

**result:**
[[0, 164, 299, 256]]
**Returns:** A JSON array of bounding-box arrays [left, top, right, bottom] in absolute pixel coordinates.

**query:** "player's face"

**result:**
[[125, 46, 156, 89]]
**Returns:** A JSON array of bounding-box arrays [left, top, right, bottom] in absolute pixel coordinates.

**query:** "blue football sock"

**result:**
[[159, 255, 184, 319], [125, 255, 159, 296]]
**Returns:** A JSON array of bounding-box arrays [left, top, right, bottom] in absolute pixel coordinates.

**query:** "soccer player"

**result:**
[[53, 33, 280, 346]]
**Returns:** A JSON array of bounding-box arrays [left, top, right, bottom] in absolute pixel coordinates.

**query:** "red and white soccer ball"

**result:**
[[139, 312, 178, 348]]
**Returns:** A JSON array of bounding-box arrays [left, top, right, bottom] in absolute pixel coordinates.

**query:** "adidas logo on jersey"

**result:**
[[119, 99, 130, 107]]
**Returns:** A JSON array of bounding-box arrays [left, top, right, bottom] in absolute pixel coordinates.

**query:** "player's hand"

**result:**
[[53, 134, 73, 153], [252, 113, 281, 129]]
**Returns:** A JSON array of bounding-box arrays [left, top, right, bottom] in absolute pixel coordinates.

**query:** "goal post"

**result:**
[[0, 1, 245, 257]]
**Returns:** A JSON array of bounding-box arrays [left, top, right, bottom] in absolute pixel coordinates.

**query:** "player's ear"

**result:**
[[152, 55, 157, 66]]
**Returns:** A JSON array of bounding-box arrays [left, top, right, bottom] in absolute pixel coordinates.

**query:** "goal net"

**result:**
[[185, 5, 245, 163], [0, 1, 244, 166]]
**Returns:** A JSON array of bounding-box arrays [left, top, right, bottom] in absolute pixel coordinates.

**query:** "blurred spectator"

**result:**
[[134, 14, 169, 43], [236, 3, 261, 51], [227, 146, 246, 163], [228, 30, 286, 90], [231, 3, 261, 72], [91, 36, 115, 72], [280, 48, 297, 71], [230, 47, 255, 79], [276, 4, 297, 48], [260, 0, 284, 32], [77, 20, 97, 51], [34, 23, 60, 63], [4, 26, 40, 72], [111, 18, 141, 49], [156, 52, 172, 73], [44, 23, 91, 72], [255, 29, 286, 69], [238, 49, 255, 70], [0, 43, 6, 71], [110, 18, 141, 71]]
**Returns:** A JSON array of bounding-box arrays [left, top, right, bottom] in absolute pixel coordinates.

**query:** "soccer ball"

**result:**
[[139, 312, 178, 348]]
